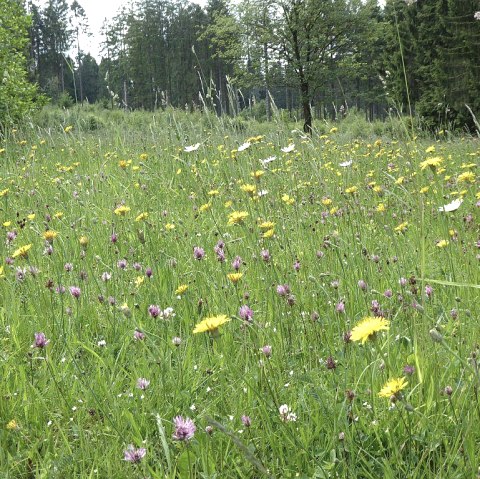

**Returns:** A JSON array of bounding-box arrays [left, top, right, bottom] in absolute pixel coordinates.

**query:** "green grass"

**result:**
[[0, 107, 479, 478]]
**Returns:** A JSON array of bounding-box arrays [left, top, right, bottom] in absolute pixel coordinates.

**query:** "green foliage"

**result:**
[[0, 0, 45, 128]]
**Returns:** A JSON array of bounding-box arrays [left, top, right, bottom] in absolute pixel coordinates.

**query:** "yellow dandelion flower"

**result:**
[[54, 212, 63, 219], [251, 170, 264, 180], [227, 272, 243, 284], [395, 176, 405, 185], [139, 153, 148, 161], [345, 186, 357, 194], [240, 184, 257, 196], [165, 223, 175, 231], [350, 316, 390, 344], [135, 276, 144, 287], [193, 314, 230, 334], [175, 284, 188, 295], [420, 186, 429, 194], [457, 171, 475, 183], [27, 213, 35, 220], [329, 127, 338, 134], [208, 189, 220, 196], [224, 200, 233, 208], [0, 188, 9, 197], [12, 244, 32, 259], [378, 377, 408, 398], [376, 203, 386, 213], [199, 202, 212, 213], [425, 145, 435, 154], [119, 160, 128, 169], [135, 212, 148, 222], [64, 125, 73, 133], [282, 194, 295, 205], [259, 221, 275, 230], [394, 221, 408, 233], [0, 266, 4, 278], [114, 205, 131, 216], [436, 239, 449, 248], [262, 228, 275, 238], [6, 419, 19, 430], [42, 230, 58, 242], [420, 156, 443, 170], [227, 211, 249, 226]]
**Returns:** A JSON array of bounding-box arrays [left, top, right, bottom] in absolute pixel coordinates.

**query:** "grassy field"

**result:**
[[0, 107, 479, 478]]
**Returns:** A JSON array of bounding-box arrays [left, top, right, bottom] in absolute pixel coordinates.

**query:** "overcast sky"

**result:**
[[35, 0, 385, 62]]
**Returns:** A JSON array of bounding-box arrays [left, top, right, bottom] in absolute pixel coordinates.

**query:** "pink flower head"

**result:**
[[172, 416, 196, 441], [123, 445, 146, 463], [33, 332, 50, 348]]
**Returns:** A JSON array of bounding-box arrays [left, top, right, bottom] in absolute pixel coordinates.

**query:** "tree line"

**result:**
[[2, 0, 480, 131]]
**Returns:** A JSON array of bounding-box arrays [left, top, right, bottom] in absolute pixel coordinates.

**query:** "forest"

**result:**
[[2, 0, 480, 131]]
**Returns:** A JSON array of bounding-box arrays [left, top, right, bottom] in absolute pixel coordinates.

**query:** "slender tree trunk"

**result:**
[[300, 80, 312, 134], [263, 42, 270, 121]]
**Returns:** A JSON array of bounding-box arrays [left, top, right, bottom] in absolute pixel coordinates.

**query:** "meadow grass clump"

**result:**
[[0, 109, 479, 478]]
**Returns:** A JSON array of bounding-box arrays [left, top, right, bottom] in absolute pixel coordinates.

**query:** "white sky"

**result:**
[[35, 0, 385, 62]]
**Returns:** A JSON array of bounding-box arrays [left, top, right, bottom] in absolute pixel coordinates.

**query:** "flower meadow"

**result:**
[[0, 111, 479, 478]]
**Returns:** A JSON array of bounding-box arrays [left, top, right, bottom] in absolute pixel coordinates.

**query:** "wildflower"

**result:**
[[358, 280, 367, 291], [439, 198, 463, 212], [339, 160, 352, 167], [394, 221, 408, 233], [261, 345, 272, 357], [281, 194, 295, 205], [335, 302, 345, 313], [227, 211, 249, 226], [42, 230, 58, 243], [420, 156, 443, 170], [239, 305, 253, 322], [33, 332, 50, 348], [403, 365, 415, 375], [276, 284, 290, 296], [79, 236, 88, 247], [124, 445, 146, 463], [193, 246, 205, 260], [134, 330, 145, 341], [172, 337, 182, 346], [345, 186, 357, 194], [232, 256, 242, 271], [241, 415, 252, 427], [193, 314, 230, 334], [237, 142, 251, 152], [251, 170, 264, 180], [378, 377, 408, 399], [135, 212, 148, 222], [350, 316, 390, 344], [279, 404, 297, 422], [293, 260, 300, 272], [114, 205, 131, 216], [262, 228, 275, 238], [260, 249, 270, 262], [199, 202, 212, 213], [281, 144, 295, 153], [12, 244, 32, 259], [425, 285, 433, 297], [457, 171, 475, 183], [376, 203, 386, 213], [69, 286, 81, 299], [240, 184, 257, 196], [165, 223, 175, 231], [172, 416, 196, 441], [136, 378, 150, 390], [184, 143, 200, 152], [175, 284, 188, 295], [64, 125, 73, 133], [436, 239, 449, 248], [227, 272, 243, 284], [6, 419, 19, 430]]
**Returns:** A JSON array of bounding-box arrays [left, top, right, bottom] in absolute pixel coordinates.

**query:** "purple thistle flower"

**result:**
[[110, 233, 118, 243], [241, 415, 252, 427], [145, 267, 153, 278], [6, 231, 17, 243], [239, 305, 254, 322], [232, 256, 242, 271], [123, 445, 146, 463], [399, 277, 408, 287], [133, 262, 142, 272], [148, 305, 161, 318], [172, 416, 196, 441], [403, 365, 415, 375], [69, 286, 81, 299], [33, 332, 50, 348], [260, 249, 270, 262], [136, 378, 150, 390], [64, 263, 73, 272], [293, 260, 300, 272], [425, 285, 433, 298], [261, 345, 272, 357], [193, 246, 205, 260], [384, 289, 393, 298], [335, 301, 345, 313], [117, 259, 127, 269], [215, 247, 225, 262], [134, 330, 145, 341], [357, 279, 367, 291], [276, 284, 290, 297]]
